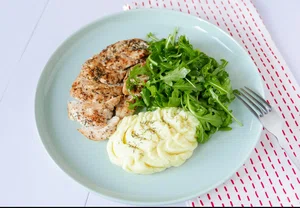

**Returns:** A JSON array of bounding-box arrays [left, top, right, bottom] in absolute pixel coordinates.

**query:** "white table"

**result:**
[[0, 0, 299, 206]]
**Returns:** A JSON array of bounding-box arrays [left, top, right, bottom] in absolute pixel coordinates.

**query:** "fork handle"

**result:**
[[274, 134, 300, 171]]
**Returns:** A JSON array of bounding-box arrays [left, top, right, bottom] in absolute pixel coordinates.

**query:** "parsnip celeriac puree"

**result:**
[[107, 107, 199, 174]]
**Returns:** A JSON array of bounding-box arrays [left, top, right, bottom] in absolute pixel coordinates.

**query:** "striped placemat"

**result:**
[[123, 0, 300, 206]]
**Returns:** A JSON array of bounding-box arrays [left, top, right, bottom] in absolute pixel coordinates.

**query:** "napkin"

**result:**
[[123, 0, 300, 206]]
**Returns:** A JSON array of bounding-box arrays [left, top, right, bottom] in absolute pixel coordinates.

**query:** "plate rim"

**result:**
[[34, 8, 264, 206]]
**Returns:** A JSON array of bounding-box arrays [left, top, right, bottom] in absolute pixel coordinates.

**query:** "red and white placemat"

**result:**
[[123, 0, 300, 206]]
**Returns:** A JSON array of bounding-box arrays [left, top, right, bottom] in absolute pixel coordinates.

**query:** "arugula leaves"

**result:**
[[126, 29, 242, 143], [161, 67, 190, 86]]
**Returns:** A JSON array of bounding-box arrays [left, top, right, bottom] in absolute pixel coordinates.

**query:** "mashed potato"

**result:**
[[107, 107, 199, 174]]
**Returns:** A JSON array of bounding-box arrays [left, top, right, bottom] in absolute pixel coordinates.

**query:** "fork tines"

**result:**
[[234, 87, 272, 118]]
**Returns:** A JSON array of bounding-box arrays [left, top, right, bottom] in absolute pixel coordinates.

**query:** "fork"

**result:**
[[234, 87, 300, 170]]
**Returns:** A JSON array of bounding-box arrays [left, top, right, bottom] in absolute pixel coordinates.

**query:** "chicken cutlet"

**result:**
[[68, 38, 148, 141], [68, 96, 121, 127], [78, 116, 120, 141], [70, 76, 123, 103], [81, 38, 148, 85], [115, 95, 135, 118]]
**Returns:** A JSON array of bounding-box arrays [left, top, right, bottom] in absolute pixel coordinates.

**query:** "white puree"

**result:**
[[107, 107, 199, 174]]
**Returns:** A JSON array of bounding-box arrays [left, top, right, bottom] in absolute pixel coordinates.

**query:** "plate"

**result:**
[[35, 9, 264, 205]]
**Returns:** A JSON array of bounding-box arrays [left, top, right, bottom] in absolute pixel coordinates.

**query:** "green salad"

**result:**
[[126, 29, 242, 143]]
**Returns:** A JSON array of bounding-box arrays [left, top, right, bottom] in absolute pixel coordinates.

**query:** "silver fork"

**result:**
[[234, 86, 300, 170]]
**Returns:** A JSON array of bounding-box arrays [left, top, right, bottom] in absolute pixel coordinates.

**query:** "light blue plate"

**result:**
[[35, 9, 264, 206]]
